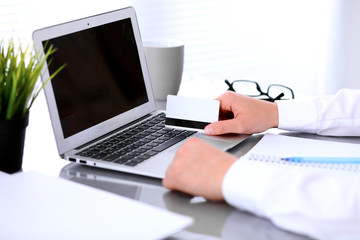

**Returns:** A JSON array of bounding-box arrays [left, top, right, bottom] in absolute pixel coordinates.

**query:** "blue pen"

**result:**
[[281, 157, 360, 164]]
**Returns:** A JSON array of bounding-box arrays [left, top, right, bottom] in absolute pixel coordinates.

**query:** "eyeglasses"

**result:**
[[225, 79, 294, 102]]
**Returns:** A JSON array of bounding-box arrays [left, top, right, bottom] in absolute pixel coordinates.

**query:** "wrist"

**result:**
[[271, 102, 279, 128]]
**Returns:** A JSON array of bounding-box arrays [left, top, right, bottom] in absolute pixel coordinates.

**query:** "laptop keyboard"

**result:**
[[75, 113, 196, 167]]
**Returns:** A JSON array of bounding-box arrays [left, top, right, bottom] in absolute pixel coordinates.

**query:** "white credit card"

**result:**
[[165, 95, 220, 130]]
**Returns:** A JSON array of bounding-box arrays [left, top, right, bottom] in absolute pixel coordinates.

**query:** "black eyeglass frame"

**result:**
[[225, 79, 295, 102]]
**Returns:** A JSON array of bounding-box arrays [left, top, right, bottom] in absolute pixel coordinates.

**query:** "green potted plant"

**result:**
[[0, 40, 64, 173]]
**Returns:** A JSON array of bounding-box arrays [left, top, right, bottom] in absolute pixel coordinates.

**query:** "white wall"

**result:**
[[319, 0, 360, 94], [2, 0, 355, 96]]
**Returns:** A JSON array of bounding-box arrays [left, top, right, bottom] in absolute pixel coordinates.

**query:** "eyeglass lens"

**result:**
[[231, 81, 261, 97], [267, 85, 293, 100]]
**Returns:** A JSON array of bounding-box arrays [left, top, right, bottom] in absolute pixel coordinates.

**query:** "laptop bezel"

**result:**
[[32, 7, 157, 156]]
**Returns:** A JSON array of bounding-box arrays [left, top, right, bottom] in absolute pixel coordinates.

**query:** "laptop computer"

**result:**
[[32, 7, 248, 179]]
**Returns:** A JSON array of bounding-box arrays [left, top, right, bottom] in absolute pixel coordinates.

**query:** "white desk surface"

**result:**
[[21, 75, 360, 239]]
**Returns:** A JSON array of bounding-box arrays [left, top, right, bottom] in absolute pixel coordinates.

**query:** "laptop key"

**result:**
[[184, 130, 197, 136], [125, 161, 138, 166], [151, 133, 163, 137], [151, 126, 162, 131], [145, 136, 157, 141], [137, 155, 150, 160], [103, 154, 119, 161], [131, 158, 145, 163], [147, 142, 160, 147], [144, 150, 158, 157], [92, 152, 109, 159], [134, 148, 147, 154], [76, 151, 93, 157], [105, 150, 127, 161], [153, 139, 165, 144], [140, 145, 153, 151], [152, 134, 187, 152], [138, 138, 152, 144], [113, 158, 129, 164]]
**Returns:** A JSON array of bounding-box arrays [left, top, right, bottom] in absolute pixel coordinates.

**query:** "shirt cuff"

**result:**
[[276, 99, 317, 134], [222, 158, 278, 216]]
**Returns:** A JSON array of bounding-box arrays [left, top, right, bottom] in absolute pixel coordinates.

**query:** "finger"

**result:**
[[162, 176, 173, 189], [218, 109, 234, 120], [205, 119, 240, 135], [162, 163, 179, 190]]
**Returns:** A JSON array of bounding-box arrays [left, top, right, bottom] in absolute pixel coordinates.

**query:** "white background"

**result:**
[[3, 0, 357, 96]]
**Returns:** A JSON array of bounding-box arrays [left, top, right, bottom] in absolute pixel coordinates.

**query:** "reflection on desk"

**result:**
[[60, 164, 309, 240]]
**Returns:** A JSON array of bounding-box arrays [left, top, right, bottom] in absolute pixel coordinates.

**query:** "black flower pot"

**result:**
[[0, 113, 29, 173]]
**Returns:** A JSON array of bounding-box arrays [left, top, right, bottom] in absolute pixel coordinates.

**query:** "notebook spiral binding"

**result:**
[[247, 153, 360, 173]]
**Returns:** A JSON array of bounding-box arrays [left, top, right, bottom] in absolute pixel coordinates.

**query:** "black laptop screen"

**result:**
[[43, 18, 148, 138]]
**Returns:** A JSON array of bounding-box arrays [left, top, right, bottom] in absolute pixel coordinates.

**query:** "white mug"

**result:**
[[143, 39, 184, 100]]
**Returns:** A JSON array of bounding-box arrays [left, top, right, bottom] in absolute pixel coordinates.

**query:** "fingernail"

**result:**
[[204, 125, 213, 135]]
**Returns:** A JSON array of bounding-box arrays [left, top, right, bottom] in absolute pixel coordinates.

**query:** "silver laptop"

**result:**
[[33, 7, 248, 179]]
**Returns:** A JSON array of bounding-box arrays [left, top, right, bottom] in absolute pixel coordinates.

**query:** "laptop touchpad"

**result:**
[[196, 135, 233, 150]]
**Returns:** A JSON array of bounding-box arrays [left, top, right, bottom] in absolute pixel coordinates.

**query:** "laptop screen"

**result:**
[[43, 17, 148, 138]]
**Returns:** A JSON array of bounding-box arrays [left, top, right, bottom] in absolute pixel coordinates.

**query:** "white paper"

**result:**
[[0, 171, 192, 240], [246, 133, 360, 159]]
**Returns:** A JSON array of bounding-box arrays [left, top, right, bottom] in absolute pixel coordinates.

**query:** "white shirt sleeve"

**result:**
[[222, 89, 360, 239], [222, 159, 360, 240], [277, 88, 360, 136]]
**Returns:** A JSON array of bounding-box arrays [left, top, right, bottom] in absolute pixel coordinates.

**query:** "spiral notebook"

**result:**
[[244, 134, 360, 173]]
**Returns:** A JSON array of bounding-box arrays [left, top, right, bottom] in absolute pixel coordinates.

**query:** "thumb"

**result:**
[[204, 119, 239, 135]]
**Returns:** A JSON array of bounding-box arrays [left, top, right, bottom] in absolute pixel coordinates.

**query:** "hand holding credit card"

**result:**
[[165, 95, 220, 130]]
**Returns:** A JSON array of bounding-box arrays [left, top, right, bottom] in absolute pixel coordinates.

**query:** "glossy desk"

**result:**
[[58, 130, 360, 240]]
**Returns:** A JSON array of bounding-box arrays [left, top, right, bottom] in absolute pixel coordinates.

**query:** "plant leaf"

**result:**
[[0, 40, 65, 120]]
